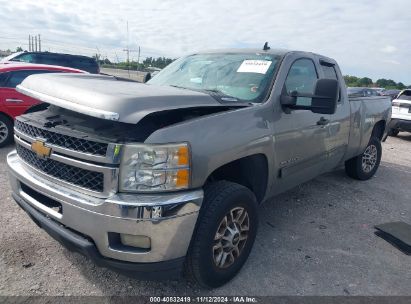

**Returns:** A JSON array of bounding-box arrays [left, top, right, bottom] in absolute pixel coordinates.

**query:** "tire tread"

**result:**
[[185, 181, 257, 288]]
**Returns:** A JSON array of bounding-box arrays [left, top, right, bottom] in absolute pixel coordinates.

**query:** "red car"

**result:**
[[0, 63, 84, 147]]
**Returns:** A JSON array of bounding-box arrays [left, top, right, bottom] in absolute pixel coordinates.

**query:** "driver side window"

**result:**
[[285, 59, 318, 106]]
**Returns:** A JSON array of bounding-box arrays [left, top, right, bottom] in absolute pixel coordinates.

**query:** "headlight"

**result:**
[[119, 143, 190, 192]]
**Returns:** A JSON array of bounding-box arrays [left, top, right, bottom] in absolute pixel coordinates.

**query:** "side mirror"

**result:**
[[280, 79, 339, 115], [280, 90, 298, 106], [311, 78, 339, 114]]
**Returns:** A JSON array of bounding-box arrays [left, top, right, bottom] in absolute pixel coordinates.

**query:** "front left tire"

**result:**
[[185, 181, 258, 288]]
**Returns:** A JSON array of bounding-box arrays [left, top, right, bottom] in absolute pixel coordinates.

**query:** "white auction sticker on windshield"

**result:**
[[237, 60, 272, 74]]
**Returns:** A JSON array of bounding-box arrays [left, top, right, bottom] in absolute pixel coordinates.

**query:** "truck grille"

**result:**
[[15, 120, 108, 156], [16, 144, 104, 192]]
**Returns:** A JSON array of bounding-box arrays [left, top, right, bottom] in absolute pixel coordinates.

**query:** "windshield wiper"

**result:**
[[169, 85, 189, 90], [169, 85, 244, 103], [200, 89, 239, 102]]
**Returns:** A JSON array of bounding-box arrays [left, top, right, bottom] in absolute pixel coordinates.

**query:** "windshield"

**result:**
[[148, 53, 281, 103], [398, 90, 411, 101], [0, 52, 23, 62]]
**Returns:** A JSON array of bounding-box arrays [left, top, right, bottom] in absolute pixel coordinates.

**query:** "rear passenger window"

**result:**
[[285, 58, 318, 106], [0, 72, 9, 87], [4, 70, 55, 88], [11, 53, 35, 63], [398, 90, 411, 101], [37, 54, 64, 66], [35, 54, 98, 73], [321, 63, 341, 102], [321, 65, 338, 80]]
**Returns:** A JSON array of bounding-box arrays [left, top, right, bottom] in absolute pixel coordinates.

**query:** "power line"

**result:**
[[0, 35, 171, 63]]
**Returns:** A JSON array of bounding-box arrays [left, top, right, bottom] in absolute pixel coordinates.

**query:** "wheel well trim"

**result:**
[[205, 152, 270, 203]]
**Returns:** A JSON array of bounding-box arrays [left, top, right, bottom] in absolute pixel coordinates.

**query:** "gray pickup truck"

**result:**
[[7, 48, 391, 288]]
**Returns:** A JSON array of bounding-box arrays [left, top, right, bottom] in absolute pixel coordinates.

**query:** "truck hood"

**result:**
[[17, 73, 235, 124]]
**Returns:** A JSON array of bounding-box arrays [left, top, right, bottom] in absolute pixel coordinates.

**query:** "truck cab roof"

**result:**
[[197, 48, 338, 65]]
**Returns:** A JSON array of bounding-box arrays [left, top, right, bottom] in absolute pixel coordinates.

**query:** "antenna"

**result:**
[[263, 42, 270, 51]]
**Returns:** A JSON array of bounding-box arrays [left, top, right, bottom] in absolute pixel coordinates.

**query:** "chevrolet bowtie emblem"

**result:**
[[31, 140, 52, 158]]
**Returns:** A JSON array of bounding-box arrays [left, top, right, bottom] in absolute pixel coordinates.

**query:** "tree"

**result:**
[[344, 75, 360, 87], [358, 77, 372, 87], [397, 82, 406, 90], [376, 78, 396, 88], [16, 46, 23, 52], [344, 75, 409, 89]]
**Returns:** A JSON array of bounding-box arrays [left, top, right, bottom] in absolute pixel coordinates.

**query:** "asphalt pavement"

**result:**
[[0, 134, 410, 296]]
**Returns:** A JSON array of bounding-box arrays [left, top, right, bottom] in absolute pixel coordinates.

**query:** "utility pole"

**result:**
[[28, 34, 42, 52], [137, 46, 141, 70], [122, 21, 139, 75]]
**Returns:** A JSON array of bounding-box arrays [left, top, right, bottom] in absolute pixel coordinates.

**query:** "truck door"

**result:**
[[318, 61, 350, 171], [272, 57, 330, 194]]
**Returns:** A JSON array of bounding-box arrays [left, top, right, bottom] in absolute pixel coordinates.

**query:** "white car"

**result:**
[[389, 89, 411, 136]]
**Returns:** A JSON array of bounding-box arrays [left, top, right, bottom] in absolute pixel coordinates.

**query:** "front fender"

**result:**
[[144, 105, 275, 190]]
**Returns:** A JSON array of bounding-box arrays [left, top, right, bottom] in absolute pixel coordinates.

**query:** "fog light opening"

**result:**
[[120, 234, 151, 249]]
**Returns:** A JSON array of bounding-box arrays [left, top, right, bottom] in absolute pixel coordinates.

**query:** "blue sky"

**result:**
[[0, 0, 410, 84]]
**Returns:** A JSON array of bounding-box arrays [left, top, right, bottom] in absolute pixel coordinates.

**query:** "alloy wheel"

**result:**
[[212, 207, 249, 269], [0, 121, 9, 144], [362, 144, 377, 173]]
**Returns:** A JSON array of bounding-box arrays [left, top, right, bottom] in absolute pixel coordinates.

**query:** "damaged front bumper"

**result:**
[[7, 151, 203, 278]]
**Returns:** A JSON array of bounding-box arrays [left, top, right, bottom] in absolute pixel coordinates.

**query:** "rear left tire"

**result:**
[[389, 128, 399, 137], [345, 136, 382, 180]]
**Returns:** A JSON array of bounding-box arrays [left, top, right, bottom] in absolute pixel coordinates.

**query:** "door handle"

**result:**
[[316, 117, 330, 126], [5, 98, 24, 103]]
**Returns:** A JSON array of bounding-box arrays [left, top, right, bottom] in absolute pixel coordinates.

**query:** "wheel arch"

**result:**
[[205, 153, 269, 203], [371, 120, 386, 141], [0, 112, 14, 124]]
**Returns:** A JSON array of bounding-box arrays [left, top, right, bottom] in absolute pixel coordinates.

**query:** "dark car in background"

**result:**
[[347, 87, 379, 97], [1, 52, 99, 74], [380, 89, 401, 100]]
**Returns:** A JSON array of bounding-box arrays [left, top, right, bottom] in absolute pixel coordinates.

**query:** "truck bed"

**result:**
[[346, 96, 392, 159]]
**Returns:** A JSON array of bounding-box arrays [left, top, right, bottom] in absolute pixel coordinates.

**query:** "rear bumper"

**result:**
[[389, 118, 411, 132], [7, 150, 203, 277]]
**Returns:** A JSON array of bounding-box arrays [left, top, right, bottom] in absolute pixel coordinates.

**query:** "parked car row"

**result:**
[[347, 87, 380, 97], [347, 87, 402, 100], [0, 63, 84, 147], [0, 51, 104, 148], [380, 89, 402, 100], [346, 86, 411, 136]]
